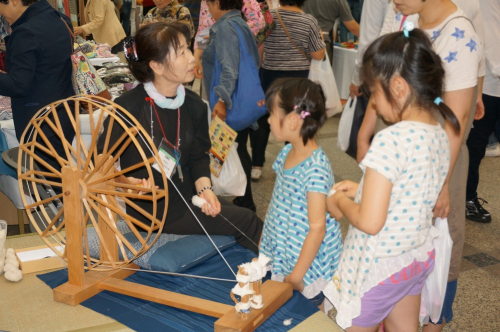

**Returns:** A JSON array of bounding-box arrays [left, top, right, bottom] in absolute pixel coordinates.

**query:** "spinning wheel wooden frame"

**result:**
[[17, 96, 292, 332]]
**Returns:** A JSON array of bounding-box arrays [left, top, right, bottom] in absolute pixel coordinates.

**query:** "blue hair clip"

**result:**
[[403, 21, 414, 38], [434, 97, 443, 105]]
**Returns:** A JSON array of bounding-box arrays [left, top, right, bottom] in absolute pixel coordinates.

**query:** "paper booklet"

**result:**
[[209, 116, 237, 177]]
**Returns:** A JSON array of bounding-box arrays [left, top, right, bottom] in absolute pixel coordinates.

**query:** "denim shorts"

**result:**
[[308, 291, 325, 306]]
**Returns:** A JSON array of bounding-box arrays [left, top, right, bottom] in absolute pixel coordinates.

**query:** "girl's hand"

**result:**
[[199, 189, 221, 217], [332, 180, 359, 198], [284, 274, 305, 292], [327, 191, 346, 220], [212, 100, 227, 121]]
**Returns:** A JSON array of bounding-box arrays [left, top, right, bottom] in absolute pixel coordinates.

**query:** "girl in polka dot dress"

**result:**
[[259, 78, 342, 310], [323, 27, 461, 331]]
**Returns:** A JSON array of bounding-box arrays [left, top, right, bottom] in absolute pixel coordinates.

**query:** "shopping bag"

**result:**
[[419, 217, 453, 325], [337, 96, 356, 152], [60, 17, 109, 97], [70, 51, 108, 96], [308, 53, 342, 117], [211, 142, 247, 196], [209, 23, 267, 131]]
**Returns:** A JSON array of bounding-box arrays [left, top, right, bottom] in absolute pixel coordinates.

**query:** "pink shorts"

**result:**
[[351, 250, 435, 328]]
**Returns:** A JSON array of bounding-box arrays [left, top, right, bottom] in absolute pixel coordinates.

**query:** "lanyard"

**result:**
[[146, 97, 181, 152]]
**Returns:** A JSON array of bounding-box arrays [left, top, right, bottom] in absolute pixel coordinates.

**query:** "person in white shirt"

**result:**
[[349, 0, 390, 99], [465, 0, 500, 224], [352, 1, 484, 331]]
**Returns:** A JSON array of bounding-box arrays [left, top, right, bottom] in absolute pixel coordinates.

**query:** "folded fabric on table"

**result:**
[[38, 245, 318, 332]]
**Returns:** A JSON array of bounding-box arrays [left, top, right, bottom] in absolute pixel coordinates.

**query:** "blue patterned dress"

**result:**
[[259, 144, 342, 299]]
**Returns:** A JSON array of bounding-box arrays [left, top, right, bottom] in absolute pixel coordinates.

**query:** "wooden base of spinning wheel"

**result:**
[[54, 271, 292, 332]]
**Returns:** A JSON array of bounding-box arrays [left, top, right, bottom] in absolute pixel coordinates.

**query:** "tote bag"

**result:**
[[61, 18, 109, 97], [209, 23, 267, 131], [309, 53, 342, 117]]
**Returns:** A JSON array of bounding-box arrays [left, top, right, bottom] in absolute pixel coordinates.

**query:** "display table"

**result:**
[[0, 233, 344, 332], [89, 56, 120, 67], [332, 46, 358, 100]]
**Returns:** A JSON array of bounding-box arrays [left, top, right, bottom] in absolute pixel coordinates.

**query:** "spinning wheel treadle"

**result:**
[[17, 96, 292, 332]]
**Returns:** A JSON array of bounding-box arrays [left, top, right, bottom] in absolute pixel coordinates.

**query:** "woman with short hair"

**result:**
[[98, 22, 263, 253]]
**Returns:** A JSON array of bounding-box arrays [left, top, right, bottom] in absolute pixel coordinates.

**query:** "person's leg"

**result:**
[[422, 280, 457, 332], [466, 94, 499, 201], [383, 294, 420, 332], [234, 127, 255, 210], [250, 113, 270, 168], [121, 0, 132, 36], [163, 200, 262, 254]]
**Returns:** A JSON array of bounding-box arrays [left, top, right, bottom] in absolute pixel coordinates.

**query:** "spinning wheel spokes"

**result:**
[[18, 96, 168, 271]]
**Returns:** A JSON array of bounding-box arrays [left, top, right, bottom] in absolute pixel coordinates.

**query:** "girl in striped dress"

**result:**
[[259, 78, 342, 310]]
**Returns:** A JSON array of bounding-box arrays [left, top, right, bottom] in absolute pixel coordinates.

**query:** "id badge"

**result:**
[[152, 138, 179, 179]]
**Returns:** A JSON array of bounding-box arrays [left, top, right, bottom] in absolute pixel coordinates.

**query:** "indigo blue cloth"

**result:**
[[207, 22, 266, 131], [38, 245, 319, 331], [202, 10, 260, 111]]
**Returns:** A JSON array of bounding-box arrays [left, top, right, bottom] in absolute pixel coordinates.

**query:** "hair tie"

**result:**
[[434, 97, 443, 105], [403, 21, 414, 38], [299, 111, 310, 119], [123, 37, 139, 62]]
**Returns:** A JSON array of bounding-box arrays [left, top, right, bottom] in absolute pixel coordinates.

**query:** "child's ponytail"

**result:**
[[434, 98, 460, 134], [266, 78, 327, 145]]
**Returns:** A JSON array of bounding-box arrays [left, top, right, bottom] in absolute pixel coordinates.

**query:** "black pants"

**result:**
[[249, 68, 309, 167], [162, 200, 263, 254], [235, 127, 254, 205], [466, 93, 500, 201]]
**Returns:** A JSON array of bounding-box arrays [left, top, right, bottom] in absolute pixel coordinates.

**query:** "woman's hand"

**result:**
[[127, 177, 158, 195], [212, 100, 227, 121], [74, 26, 84, 35], [327, 190, 346, 220], [433, 183, 450, 219], [284, 274, 305, 292], [349, 83, 362, 100], [332, 180, 359, 198], [194, 48, 204, 79], [199, 189, 221, 217]]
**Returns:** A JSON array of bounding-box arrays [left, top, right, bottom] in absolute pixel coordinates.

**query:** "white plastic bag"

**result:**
[[419, 217, 453, 325], [211, 142, 247, 196], [337, 96, 356, 152], [308, 53, 342, 117]]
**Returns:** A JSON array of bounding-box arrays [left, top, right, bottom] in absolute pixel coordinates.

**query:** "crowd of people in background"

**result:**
[[0, 0, 498, 330]]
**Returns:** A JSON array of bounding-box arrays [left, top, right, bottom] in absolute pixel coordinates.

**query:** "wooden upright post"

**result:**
[[62, 166, 85, 287]]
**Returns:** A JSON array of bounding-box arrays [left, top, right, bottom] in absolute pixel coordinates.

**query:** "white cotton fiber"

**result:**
[[5, 257, 19, 268], [4, 268, 23, 282], [3, 263, 17, 273]]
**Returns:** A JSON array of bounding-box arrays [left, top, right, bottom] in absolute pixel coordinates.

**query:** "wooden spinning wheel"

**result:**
[[17, 96, 292, 332], [17, 96, 168, 272]]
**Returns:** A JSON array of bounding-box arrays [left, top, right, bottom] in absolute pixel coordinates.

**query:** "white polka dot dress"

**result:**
[[324, 121, 450, 329]]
